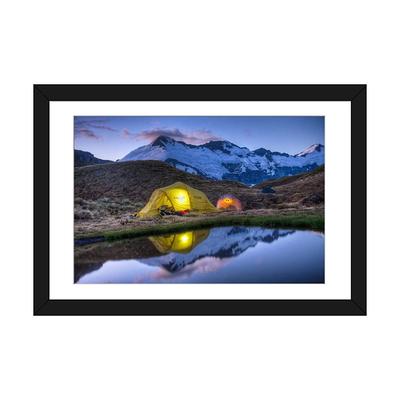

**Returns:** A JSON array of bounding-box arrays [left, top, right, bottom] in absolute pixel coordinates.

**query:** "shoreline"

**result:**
[[74, 211, 324, 245]]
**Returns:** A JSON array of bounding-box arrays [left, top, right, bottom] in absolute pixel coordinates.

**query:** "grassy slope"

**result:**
[[75, 160, 248, 204], [255, 165, 325, 189], [76, 212, 324, 242], [74, 161, 324, 239], [75, 160, 324, 210]]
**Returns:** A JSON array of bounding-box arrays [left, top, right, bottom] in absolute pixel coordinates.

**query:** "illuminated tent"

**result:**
[[149, 229, 210, 254], [216, 194, 242, 211], [137, 182, 216, 217]]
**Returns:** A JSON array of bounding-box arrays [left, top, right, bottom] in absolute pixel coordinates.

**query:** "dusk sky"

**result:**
[[74, 116, 324, 161]]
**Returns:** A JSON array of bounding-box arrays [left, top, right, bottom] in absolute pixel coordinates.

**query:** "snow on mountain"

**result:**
[[295, 144, 324, 157], [120, 136, 324, 185]]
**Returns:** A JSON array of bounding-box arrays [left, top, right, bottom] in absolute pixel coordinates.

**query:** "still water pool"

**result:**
[[75, 226, 324, 284]]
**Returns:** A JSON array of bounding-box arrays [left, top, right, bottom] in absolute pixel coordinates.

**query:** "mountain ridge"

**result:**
[[120, 135, 324, 185], [74, 149, 113, 167]]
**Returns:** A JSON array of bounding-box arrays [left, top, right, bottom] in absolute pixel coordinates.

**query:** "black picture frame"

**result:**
[[34, 84, 366, 316]]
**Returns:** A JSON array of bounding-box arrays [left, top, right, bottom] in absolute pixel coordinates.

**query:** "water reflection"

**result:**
[[75, 227, 324, 284], [149, 230, 209, 254]]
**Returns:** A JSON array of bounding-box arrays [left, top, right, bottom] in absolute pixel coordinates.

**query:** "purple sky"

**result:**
[[74, 116, 324, 161]]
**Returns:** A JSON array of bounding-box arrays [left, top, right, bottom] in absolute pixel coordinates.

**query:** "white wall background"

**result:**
[[0, 1, 397, 399]]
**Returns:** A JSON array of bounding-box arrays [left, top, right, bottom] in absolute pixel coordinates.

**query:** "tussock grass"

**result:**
[[74, 197, 144, 220]]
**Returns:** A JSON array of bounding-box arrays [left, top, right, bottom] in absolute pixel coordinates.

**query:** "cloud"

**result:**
[[122, 128, 135, 138], [87, 123, 117, 132], [75, 128, 101, 140], [128, 128, 221, 145], [74, 118, 119, 140]]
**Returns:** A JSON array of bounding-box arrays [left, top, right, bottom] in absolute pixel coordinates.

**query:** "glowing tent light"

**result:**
[[137, 182, 216, 217], [149, 229, 210, 254], [178, 233, 190, 244], [171, 188, 190, 208], [216, 194, 242, 211]]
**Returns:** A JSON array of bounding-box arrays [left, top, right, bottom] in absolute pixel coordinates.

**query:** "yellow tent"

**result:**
[[149, 229, 210, 254], [137, 182, 216, 217]]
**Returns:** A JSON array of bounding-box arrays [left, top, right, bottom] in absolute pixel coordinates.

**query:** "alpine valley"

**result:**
[[120, 135, 324, 185]]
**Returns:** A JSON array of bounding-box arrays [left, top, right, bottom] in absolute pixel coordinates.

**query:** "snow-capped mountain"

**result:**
[[120, 136, 324, 185], [295, 144, 324, 157]]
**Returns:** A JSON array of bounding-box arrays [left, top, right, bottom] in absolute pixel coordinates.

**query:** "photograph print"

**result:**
[[74, 115, 325, 285]]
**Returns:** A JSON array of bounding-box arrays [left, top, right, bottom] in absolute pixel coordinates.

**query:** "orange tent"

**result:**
[[216, 194, 242, 211]]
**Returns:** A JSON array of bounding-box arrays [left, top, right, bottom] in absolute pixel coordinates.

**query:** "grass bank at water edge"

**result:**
[[76, 213, 324, 244]]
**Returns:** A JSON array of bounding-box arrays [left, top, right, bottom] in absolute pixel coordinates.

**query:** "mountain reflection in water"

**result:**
[[75, 227, 324, 284]]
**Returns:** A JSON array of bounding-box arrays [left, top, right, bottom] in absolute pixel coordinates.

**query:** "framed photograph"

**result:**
[[34, 84, 366, 315]]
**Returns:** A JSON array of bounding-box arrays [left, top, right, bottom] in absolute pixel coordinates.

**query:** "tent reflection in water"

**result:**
[[149, 230, 210, 254], [216, 194, 243, 211], [137, 181, 216, 217]]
